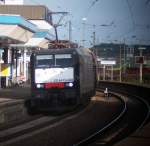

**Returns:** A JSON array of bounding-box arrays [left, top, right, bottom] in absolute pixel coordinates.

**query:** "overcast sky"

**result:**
[[25, 0, 150, 47]]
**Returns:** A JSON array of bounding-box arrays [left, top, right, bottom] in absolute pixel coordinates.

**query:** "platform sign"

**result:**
[[135, 56, 144, 64], [101, 60, 116, 65], [0, 64, 11, 77]]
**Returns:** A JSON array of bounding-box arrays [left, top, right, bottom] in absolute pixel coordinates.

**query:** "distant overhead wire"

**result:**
[[88, 0, 100, 10], [86, 0, 100, 17], [145, 0, 150, 5], [125, 0, 135, 30]]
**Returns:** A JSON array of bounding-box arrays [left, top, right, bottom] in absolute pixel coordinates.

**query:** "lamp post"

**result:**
[[92, 25, 96, 55], [114, 39, 122, 82], [138, 47, 146, 83], [81, 17, 87, 47], [119, 44, 122, 82], [103, 65, 106, 81], [123, 38, 126, 74]]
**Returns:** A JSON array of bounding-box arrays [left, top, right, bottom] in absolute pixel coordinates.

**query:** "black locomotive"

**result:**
[[29, 48, 97, 111]]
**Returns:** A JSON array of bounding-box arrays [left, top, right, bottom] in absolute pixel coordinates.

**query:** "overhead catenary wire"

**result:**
[[88, 0, 100, 10], [110, 0, 136, 43], [145, 0, 150, 5], [86, 0, 101, 18], [125, 0, 135, 31]]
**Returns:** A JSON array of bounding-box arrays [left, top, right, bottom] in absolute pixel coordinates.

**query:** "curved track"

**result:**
[[0, 91, 123, 146], [74, 89, 150, 146], [73, 90, 127, 146], [0, 87, 149, 146]]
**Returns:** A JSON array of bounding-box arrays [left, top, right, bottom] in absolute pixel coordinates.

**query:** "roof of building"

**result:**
[[0, 5, 52, 23]]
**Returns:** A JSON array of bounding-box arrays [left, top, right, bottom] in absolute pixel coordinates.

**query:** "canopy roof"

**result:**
[[10, 38, 49, 49], [0, 24, 34, 43]]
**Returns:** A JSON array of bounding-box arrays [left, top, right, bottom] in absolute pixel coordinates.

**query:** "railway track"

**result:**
[[73, 90, 127, 146], [73, 88, 150, 146], [0, 91, 123, 146], [0, 87, 149, 146], [0, 102, 85, 145]]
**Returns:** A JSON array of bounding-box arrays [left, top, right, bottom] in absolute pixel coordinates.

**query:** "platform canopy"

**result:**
[[24, 37, 49, 48], [0, 14, 37, 43], [0, 24, 34, 43], [10, 37, 49, 49], [29, 20, 55, 36], [33, 31, 55, 40]]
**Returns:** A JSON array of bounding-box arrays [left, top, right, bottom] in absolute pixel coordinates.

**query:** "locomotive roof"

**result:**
[[32, 48, 91, 55]]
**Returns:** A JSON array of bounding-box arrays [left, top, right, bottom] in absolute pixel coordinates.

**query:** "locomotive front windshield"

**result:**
[[36, 54, 73, 68]]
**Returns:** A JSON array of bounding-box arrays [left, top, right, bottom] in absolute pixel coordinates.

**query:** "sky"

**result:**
[[24, 0, 150, 47]]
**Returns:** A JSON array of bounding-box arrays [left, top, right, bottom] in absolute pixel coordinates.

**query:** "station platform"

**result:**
[[0, 86, 30, 126], [0, 85, 30, 99]]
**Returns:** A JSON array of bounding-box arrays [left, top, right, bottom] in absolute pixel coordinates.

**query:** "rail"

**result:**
[[73, 81, 150, 145], [73, 91, 127, 146]]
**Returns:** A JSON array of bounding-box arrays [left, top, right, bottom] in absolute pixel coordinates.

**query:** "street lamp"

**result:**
[[81, 17, 87, 47], [82, 17, 87, 21], [119, 44, 122, 82], [113, 39, 122, 82]]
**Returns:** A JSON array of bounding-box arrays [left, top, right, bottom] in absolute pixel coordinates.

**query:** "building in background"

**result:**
[[0, 3, 55, 87], [92, 43, 150, 83], [0, 0, 24, 5], [0, 4, 53, 23]]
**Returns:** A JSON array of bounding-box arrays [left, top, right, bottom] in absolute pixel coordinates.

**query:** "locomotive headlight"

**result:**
[[69, 83, 73, 87], [36, 84, 44, 88], [66, 82, 73, 87]]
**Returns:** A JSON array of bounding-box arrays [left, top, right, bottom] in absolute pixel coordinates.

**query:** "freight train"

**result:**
[[29, 47, 97, 112]]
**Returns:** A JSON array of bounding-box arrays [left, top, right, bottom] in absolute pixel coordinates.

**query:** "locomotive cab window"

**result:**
[[35, 54, 73, 68], [55, 54, 73, 67], [36, 55, 54, 67]]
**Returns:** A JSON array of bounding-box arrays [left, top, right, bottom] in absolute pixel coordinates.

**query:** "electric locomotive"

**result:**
[[29, 48, 97, 111]]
